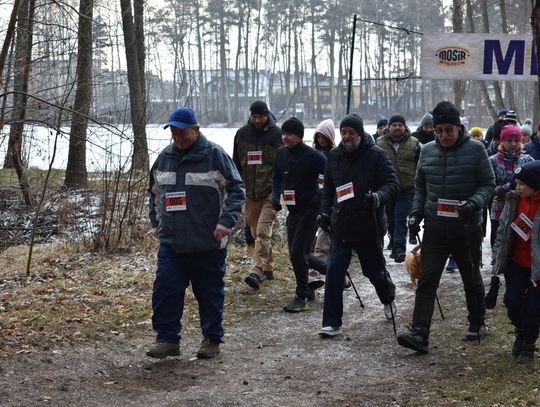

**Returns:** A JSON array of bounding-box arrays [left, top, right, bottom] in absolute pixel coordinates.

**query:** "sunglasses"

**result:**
[[434, 125, 458, 136]]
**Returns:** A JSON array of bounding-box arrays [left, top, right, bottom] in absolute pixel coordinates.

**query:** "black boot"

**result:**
[[484, 276, 500, 309], [397, 327, 429, 354], [512, 329, 523, 358], [517, 343, 536, 363]]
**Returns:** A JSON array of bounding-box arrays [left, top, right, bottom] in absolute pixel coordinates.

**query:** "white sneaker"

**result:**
[[384, 302, 397, 320], [318, 326, 342, 337]]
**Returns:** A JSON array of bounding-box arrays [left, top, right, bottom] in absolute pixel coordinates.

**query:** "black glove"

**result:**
[[457, 201, 476, 222], [271, 200, 282, 212], [317, 213, 331, 233], [360, 192, 380, 210], [408, 216, 422, 237]]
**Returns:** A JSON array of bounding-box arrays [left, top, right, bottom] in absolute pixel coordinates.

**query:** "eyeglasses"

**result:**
[[434, 125, 458, 136]]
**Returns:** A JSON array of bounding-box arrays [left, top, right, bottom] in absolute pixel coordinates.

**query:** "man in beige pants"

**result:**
[[233, 101, 283, 289]]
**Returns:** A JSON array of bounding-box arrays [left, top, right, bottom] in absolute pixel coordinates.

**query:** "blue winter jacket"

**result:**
[[149, 134, 245, 253]]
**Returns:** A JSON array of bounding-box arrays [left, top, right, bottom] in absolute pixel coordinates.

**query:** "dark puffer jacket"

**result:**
[[321, 133, 399, 245], [524, 133, 540, 160], [411, 132, 495, 238], [233, 116, 282, 201]]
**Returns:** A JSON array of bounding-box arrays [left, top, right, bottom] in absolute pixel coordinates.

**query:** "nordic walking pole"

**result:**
[[415, 231, 445, 321], [346, 272, 365, 309]]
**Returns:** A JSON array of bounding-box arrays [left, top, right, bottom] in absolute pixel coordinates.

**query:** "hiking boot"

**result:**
[[394, 253, 406, 263], [308, 279, 325, 291], [244, 273, 261, 289], [146, 342, 180, 359], [397, 328, 429, 354], [196, 337, 220, 359], [283, 297, 309, 313], [517, 343, 535, 363], [260, 271, 274, 282], [319, 326, 342, 337], [464, 323, 486, 341], [384, 302, 397, 320], [512, 329, 523, 358]]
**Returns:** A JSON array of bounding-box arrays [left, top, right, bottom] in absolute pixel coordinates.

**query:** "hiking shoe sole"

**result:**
[[397, 335, 429, 354]]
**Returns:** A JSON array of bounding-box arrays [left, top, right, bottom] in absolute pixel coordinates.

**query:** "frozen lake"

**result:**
[[0, 123, 381, 171]]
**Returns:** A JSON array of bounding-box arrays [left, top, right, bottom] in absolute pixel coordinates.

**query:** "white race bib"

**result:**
[[511, 213, 533, 241], [247, 151, 263, 165], [318, 174, 325, 190], [283, 190, 296, 205], [336, 182, 354, 203], [437, 199, 460, 218], [165, 192, 187, 211]]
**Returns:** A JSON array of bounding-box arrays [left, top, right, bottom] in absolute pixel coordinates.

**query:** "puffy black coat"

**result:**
[[411, 132, 495, 238], [321, 133, 399, 245]]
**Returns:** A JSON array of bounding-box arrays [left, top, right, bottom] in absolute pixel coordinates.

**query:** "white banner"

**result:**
[[421, 33, 537, 81]]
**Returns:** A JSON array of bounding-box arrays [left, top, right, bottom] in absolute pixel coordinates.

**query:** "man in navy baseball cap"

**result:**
[[164, 107, 198, 129]]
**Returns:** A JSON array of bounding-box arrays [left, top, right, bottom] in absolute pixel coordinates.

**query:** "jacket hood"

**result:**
[[314, 119, 336, 147]]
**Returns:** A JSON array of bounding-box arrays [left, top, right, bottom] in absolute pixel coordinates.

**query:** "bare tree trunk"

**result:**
[[452, 0, 466, 112], [4, 0, 35, 207], [64, 0, 94, 189], [195, 1, 207, 117], [532, 1, 540, 126], [120, 0, 149, 171], [500, 0, 518, 116], [0, 0, 21, 86], [466, 0, 496, 121]]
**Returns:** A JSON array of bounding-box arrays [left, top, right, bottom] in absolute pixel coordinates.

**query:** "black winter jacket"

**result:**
[[321, 133, 399, 245], [411, 132, 495, 238]]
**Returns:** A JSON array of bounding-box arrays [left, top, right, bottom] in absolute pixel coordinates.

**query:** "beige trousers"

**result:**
[[245, 194, 276, 275]]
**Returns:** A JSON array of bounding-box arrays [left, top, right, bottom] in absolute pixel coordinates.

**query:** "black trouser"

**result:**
[[504, 260, 540, 344], [490, 219, 499, 249], [286, 208, 319, 300], [412, 228, 485, 335]]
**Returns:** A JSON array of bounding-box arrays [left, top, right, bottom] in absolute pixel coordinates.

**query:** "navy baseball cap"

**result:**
[[164, 107, 198, 129]]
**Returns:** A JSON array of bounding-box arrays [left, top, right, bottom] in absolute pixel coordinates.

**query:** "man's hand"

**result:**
[[272, 200, 282, 212], [457, 201, 477, 222], [213, 224, 231, 241], [317, 213, 331, 233], [360, 192, 380, 210], [408, 216, 421, 237], [532, 280, 538, 288]]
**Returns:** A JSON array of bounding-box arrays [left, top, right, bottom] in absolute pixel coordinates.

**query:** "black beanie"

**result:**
[[340, 113, 364, 135], [281, 117, 304, 139], [514, 161, 540, 191], [377, 119, 388, 128], [250, 101, 269, 115], [432, 101, 461, 127], [388, 114, 406, 126]]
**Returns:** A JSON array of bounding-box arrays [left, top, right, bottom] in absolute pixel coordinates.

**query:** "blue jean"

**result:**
[[152, 244, 227, 344], [322, 239, 395, 328], [503, 260, 540, 344], [385, 187, 414, 255]]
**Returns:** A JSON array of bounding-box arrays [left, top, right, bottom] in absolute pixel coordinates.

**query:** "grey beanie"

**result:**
[[420, 113, 433, 127]]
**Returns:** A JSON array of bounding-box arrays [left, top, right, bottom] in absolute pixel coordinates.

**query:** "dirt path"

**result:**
[[1, 240, 496, 407]]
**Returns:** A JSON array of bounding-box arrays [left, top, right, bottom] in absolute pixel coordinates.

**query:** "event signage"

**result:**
[[422, 33, 538, 81]]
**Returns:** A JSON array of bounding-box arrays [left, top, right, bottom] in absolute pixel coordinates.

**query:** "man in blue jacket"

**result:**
[[147, 107, 245, 359]]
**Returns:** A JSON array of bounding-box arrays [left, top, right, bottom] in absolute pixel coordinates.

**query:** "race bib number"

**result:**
[[336, 182, 354, 203], [318, 174, 325, 190], [283, 190, 296, 205], [165, 192, 187, 211], [511, 213, 533, 241], [437, 199, 460, 218], [247, 151, 263, 165]]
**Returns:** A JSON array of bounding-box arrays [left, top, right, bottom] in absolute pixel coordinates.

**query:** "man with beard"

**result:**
[[411, 113, 435, 145], [317, 113, 399, 337], [377, 114, 421, 262], [233, 101, 282, 289]]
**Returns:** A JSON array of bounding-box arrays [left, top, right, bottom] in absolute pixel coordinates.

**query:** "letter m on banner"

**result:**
[[421, 33, 538, 81]]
